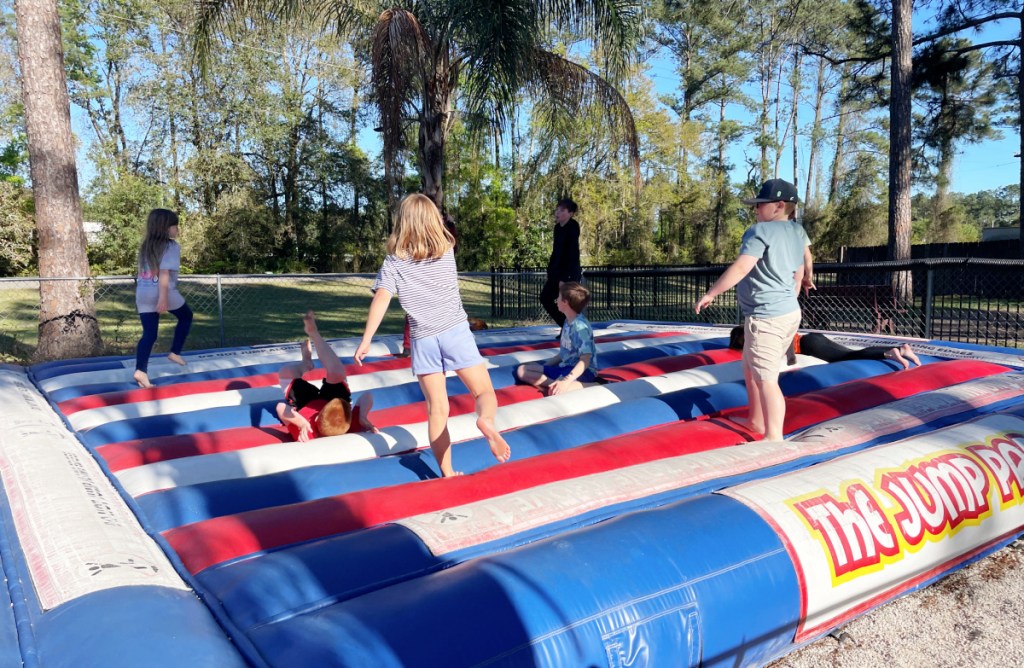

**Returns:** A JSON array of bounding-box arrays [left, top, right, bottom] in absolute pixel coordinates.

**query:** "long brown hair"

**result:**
[[386, 194, 454, 260], [138, 209, 179, 273]]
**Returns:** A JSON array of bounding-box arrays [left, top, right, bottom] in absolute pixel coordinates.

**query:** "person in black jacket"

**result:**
[[540, 198, 582, 330]]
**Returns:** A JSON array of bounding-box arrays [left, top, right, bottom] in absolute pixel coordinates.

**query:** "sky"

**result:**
[[639, 14, 1021, 197], [69, 7, 1021, 198]]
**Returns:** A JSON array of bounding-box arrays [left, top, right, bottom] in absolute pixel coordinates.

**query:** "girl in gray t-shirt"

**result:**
[[133, 209, 193, 388]]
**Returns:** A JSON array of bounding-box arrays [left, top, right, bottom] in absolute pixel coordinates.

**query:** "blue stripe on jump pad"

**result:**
[[33, 587, 249, 668], [240, 494, 798, 668], [134, 358, 906, 532], [78, 340, 722, 446], [195, 367, 1009, 638], [136, 396, 686, 532]]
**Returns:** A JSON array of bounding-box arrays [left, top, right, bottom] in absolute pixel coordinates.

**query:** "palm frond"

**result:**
[[529, 49, 641, 189], [191, 0, 376, 73], [536, 0, 646, 75]]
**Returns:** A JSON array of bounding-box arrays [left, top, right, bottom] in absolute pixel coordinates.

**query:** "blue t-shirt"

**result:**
[[736, 220, 810, 318], [559, 313, 598, 375]]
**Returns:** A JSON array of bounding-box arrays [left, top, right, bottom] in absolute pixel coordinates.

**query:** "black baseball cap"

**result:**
[[742, 178, 799, 204]]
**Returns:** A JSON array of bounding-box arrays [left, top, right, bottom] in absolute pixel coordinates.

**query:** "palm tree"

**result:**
[[196, 0, 644, 211]]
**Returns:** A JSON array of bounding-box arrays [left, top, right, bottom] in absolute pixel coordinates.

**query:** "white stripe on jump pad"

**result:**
[[0, 368, 187, 611], [39, 324, 658, 394], [114, 355, 795, 497], [394, 372, 1024, 557], [68, 331, 716, 431]]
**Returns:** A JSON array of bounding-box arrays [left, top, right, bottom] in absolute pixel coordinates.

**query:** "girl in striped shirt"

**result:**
[[354, 194, 511, 476]]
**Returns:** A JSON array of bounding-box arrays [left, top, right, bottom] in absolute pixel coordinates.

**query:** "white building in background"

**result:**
[[82, 221, 103, 244]]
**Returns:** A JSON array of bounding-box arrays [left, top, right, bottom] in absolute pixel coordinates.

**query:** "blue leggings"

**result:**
[[135, 303, 193, 373]]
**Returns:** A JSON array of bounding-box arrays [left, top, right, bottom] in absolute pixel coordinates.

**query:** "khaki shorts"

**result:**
[[743, 310, 801, 382]]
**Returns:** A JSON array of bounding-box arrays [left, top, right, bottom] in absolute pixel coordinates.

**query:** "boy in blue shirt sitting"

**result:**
[[515, 282, 598, 396]]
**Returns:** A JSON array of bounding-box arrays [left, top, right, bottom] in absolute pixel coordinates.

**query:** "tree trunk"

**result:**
[[828, 67, 850, 204], [418, 107, 446, 210], [805, 58, 827, 208], [888, 0, 913, 299], [1019, 19, 1024, 259], [15, 0, 102, 361]]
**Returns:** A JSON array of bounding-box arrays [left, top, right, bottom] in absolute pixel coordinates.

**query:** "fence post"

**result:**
[[490, 267, 496, 319], [217, 274, 225, 347], [924, 265, 934, 339], [629, 273, 636, 319]]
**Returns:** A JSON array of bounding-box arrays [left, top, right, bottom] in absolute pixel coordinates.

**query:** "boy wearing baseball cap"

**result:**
[[694, 178, 813, 442]]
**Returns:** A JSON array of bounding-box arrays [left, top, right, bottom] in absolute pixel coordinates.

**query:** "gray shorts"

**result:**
[[743, 310, 801, 382], [411, 320, 485, 376]]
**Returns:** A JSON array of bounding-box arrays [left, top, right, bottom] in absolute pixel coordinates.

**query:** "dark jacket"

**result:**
[[547, 218, 582, 282]]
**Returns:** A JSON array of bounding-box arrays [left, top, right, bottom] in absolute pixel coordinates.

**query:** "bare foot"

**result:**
[[442, 470, 464, 478], [900, 344, 921, 367], [730, 415, 764, 436], [885, 347, 910, 370], [133, 370, 153, 389], [303, 310, 319, 338], [477, 416, 511, 463], [167, 352, 186, 366]]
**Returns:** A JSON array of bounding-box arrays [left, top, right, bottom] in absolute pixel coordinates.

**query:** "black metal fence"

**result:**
[[492, 258, 1024, 348]]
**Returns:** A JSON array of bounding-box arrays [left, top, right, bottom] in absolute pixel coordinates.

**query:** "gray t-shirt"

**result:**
[[136, 242, 185, 313], [736, 220, 810, 318], [373, 248, 467, 339]]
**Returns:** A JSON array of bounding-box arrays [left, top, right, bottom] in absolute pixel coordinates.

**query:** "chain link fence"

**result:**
[[3, 258, 1023, 362], [0, 272, 505, 361]]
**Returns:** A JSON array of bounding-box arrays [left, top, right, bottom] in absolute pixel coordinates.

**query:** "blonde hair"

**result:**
[[386, 194, 455, 260], [784, 202, 798, 219]]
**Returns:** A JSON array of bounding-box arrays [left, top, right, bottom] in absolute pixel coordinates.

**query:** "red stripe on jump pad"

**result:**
[[599, 347, 740, 382], [97, 344, 717, 472], [165, 359, 1006, 574], [719, 359, 1009, 436], [58, 330, 686, 415], [166, 419, 745, 573], [96, 425, 294, 473]]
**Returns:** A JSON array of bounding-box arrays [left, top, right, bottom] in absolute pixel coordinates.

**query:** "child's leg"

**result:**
[[304, 310, 347, 383], [756, 378, 786, 441], [134, 311, 160, 387], [167, 303, 193, 365], [417, 372, 456, 476], [739, 361, 766, 436], [454, 363, 511, 464], [514, 362, 551, 387]]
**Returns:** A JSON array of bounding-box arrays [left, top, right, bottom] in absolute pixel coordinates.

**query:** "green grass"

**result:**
[[0, 275, 525, 363]]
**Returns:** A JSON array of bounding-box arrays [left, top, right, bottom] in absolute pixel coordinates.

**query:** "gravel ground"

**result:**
[[769, 538, 1024, 668]]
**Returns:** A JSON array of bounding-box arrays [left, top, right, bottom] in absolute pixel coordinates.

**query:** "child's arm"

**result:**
[[548, 353, 592, 396], [695, 255, 759, 313], [156, 269, 171, 313], [276, 401, 313, 442], [355, 392, 379, 434], [355, 288, 393, 366], [800, 246, 815, 295]]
